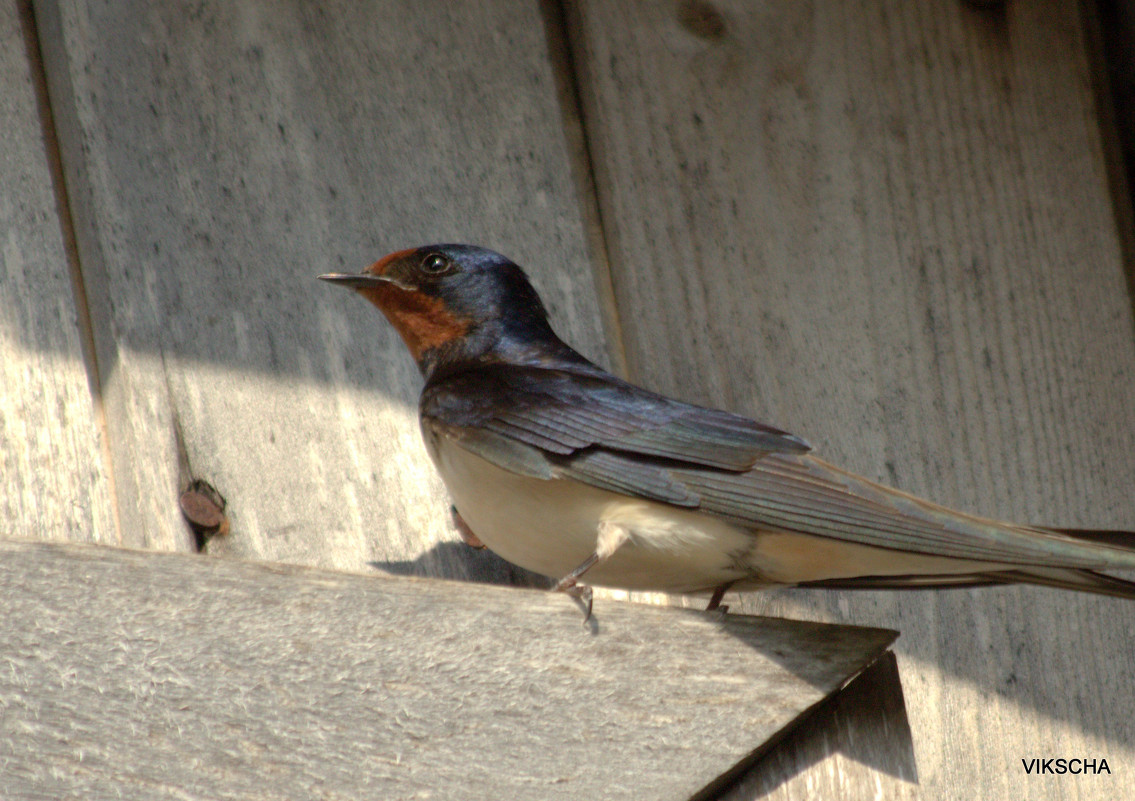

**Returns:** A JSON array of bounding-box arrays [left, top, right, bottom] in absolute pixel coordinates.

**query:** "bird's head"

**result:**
[[319, 244, 564, 378]]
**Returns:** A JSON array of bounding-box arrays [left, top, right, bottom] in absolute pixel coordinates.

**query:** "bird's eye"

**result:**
[[420, 253, 452, 275]]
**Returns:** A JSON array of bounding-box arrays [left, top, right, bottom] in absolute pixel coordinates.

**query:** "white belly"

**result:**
[[429, 436, 757, 591], [428, 436, 1004, 592]]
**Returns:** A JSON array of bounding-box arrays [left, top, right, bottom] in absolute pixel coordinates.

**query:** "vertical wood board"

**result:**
[[566, 0, 1135, 798], [33, 0, 610, 569], [0, 0, 115, 545]]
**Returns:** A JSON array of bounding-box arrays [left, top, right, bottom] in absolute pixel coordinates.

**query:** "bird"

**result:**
[[320, 243, 1135, 616]]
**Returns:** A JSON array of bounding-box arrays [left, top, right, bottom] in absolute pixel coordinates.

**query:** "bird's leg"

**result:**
[[705, 580, 737, 614], [552, 521, 629, 622], [553, 553, 599, 619], [450, 505, 485, 549]]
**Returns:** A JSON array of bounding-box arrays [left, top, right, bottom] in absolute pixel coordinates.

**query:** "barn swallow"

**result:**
[[320, 244, 1135, 616]]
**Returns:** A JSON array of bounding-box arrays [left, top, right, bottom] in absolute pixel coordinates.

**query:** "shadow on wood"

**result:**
[[719, 651, 919, 800], [0, 539, 906, 800], [363, 540, 555, 590]]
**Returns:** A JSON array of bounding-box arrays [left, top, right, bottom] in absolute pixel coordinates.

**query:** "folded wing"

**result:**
[[422, 364, 1135, 573]]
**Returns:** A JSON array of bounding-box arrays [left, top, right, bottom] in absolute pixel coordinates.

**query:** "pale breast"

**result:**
[[427, 435, 760, 592]]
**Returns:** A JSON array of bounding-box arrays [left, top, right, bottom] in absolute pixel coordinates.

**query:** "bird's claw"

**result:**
[[705, 581, 735, 617], [554, 575, 594, 623]]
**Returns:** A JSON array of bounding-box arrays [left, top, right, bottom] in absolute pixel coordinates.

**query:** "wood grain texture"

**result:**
[[720, 651, 920, 800], [566, 0, 1135, 798], [0, 539, 901, 801], [0, 0, 115, 545], [32, 0, 611, 565]]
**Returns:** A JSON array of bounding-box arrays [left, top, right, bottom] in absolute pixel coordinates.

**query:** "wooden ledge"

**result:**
[[0, 540, 906, 800]]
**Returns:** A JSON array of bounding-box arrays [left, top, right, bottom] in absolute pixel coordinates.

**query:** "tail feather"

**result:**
[[990, 567, 1135, 600], [1048, 528, 1135, 549], [798, 567, 1135, 599], [797, 574, 1010, 591]]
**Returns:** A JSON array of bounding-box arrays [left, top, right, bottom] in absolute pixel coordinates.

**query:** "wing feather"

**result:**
[[422, 365, 809, 470], [678, 457, 1135, 567], [421, 364, 1135, 572], [555, 451, 699, 507]]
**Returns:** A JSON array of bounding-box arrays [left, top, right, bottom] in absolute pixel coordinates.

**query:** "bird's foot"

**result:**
[[552, 551, 603, 623], [553, 572, 595, 623], [705, 581, 736, 617]]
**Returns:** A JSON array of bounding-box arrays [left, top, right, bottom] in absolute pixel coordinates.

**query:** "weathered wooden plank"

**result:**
[[566, 0, 1135, 798], [0, 539, 901, 801], [720, 652, 919, 800], [32, 0, 611, 564], [20, 4, 919, 790], [0, 0, 115, 544]]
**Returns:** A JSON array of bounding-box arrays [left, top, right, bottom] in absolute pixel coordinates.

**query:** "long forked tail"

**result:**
[[1048, 528, 1135, 549], [1019, 528, 1135, 598], [989, 567, 1135, 599], [796, 526, 1135, 599], [798, 568, 1135, 599]]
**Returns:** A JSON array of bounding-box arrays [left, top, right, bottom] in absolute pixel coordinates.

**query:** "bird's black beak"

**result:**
[[318, 272, 392, 289], [318, 272, 416, 291]]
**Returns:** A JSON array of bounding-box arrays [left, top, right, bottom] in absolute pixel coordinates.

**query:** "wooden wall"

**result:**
[[4, 0, 1133, 797]]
